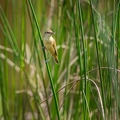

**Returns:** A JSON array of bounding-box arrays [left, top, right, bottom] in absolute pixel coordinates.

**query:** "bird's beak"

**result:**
[[52, 32, 55, 34]]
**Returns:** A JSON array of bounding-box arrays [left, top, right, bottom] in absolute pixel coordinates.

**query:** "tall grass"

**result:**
[[0, 0, 120, 120]]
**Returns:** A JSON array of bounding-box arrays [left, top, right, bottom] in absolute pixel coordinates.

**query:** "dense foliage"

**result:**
[[0, 0, 120, 120]]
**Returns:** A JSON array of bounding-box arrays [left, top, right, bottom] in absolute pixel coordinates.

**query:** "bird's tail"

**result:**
[[53, 55, 59, 64]]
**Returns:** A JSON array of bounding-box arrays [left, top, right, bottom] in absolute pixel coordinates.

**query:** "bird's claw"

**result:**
[[42, 46, 46, 49], [45, 59, 49, 63]]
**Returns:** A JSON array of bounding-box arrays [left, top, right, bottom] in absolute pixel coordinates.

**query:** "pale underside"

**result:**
[[43, 36, 57, 56]]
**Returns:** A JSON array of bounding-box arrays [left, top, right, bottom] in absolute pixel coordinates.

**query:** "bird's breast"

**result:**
[[44, 37, 55, 55]]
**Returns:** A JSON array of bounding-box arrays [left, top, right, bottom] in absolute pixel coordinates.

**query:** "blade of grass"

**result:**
[[26, 1, 52, 119], [0, 5, 20, 56], [73, 2, 84, 119], [27, 0, 60, 119], [21, 1, 26, 119], [90, 0, 105, 119], [112, 1, 120, 119], [116, 1, 120, 117], [78, 1, 88, 119], [0, 60, 11, 120]]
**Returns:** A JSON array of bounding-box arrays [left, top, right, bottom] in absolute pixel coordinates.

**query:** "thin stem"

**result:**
[[27, 0, 60, 119], [90, 1, 105, 119], [78, 1, 87, 119]]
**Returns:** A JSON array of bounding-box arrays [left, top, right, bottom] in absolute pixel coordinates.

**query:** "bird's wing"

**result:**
[[52, 40, 58, 56]]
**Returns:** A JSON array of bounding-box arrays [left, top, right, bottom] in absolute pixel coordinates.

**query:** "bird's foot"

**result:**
[[45, 59, 49, 63], [45, 56, 52, 64], [42, 46, 46, 49]]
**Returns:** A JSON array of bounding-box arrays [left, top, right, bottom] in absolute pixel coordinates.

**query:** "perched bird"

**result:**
[[43, 30, 59, 64]]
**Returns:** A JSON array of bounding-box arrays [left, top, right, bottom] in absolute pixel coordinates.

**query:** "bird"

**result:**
[[43, 30, 59, 64]]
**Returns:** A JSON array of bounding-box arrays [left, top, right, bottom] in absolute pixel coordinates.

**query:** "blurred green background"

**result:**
[[0, 0, 120, 120]]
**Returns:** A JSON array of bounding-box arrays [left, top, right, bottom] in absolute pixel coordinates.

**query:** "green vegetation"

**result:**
[[0, 0, 120, 120]]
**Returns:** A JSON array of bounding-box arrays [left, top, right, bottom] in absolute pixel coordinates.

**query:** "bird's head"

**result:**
[[44, 30, 55, 38]]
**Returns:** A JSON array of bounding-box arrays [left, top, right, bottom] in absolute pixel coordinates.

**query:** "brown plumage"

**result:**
[[44, 30, 59, 64]]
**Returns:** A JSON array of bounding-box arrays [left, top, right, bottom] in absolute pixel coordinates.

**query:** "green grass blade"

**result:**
[[26, 1, 52, 119], [27, 0, 60, 119], [0, 5, 20, 56], [78, 1, 88, 119], [90, 0, 105, 119]]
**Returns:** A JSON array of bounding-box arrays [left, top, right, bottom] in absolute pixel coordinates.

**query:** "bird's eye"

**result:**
[[45, 32, 49, 34]]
